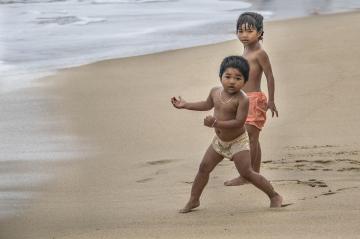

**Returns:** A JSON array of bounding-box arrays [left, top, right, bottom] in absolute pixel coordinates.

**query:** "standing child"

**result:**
[[224, 12, 279, 186], [171, 56, 282, 213]]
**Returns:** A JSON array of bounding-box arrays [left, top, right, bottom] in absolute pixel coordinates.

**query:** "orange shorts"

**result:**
[[245, 92, 268, 130]]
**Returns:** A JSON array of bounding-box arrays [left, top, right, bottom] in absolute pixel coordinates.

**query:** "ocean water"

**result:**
[[1, 0, 360, 93]]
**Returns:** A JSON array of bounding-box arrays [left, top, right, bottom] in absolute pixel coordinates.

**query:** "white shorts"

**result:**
[[211, 132, 250, 160]]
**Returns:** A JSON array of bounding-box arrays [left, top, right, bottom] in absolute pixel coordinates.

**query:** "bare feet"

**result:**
[[224, 176, 248, 186], [179, 200, 200, 213], [270, 194, 283, 208]]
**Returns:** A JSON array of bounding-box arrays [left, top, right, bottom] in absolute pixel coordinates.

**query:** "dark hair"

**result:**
[[236, 12, 264, 40], [219, 56, 249, 82]]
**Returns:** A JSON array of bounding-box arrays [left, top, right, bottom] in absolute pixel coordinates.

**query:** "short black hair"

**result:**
[[236, 12, 264, 40], [219, 56, 249, 82]]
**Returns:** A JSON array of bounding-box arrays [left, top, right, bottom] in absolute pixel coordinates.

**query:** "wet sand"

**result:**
[[1, 11, 360, 239]]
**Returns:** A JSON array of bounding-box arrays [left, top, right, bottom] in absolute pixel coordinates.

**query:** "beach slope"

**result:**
[[1, 11, 360, 239]]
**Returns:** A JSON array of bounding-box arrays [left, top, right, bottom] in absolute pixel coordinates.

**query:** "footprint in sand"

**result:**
[[272, 179, 328, 188], [264, 144, 360, 172], [136, 177, 153, 183], [301, 186, 360, 201], [182, 181, 193, 184], [336, 186, 359, 192], [300, 190, 336, 200], [300, 179, 328, 187], [313, 160, 332, 164], [321, 191, 336, 196], [139, 159, 179, 183], [337, 167, 360, 172], [146, 159, 175, 165]]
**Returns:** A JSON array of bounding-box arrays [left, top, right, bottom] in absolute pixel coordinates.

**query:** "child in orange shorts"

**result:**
[[246, 92, 268, 129], [224, 12, 279, 186]]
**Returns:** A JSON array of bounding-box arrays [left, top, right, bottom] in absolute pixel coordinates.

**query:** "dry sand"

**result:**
[[1, 11, 360, 239]]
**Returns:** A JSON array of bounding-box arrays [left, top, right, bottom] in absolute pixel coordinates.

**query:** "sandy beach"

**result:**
[[1, 11, 360, 239]]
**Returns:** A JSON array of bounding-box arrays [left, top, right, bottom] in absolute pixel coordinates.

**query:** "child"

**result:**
[[171, 56, 282, 213], [224, 12, 279, 186]]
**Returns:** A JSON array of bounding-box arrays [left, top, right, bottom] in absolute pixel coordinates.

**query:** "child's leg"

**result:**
[[180, 145, 223, 213], [232, 150, 282, 208], [247, 124, 261, 172], [224, 124, 260, 186]]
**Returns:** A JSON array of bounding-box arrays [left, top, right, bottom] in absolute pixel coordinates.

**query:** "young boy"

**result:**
[[171, 56, 282, 213], [224, 12, 279, 186]]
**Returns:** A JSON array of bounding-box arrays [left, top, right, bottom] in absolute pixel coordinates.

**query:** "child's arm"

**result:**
[[171, 88, 215, 111], [204, 97, 249, 129], [258, 50, 279, 117]]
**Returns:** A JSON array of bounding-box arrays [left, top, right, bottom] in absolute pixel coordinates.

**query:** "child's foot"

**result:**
[[224, 176, 248, 186], [179, 200, 200, 213], [270, 194, 283, 208]]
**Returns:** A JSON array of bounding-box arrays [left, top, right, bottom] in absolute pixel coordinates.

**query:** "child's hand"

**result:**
[[267, 101, 279, 117], [204, 115, 216, 128], [171, 96, 187, 109]]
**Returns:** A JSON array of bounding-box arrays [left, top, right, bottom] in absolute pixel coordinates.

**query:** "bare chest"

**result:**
[[243, 52, 261, 72], [213, 95, 239, 119]]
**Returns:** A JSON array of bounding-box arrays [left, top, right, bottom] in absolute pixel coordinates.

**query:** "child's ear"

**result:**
[[257, 31, 262, 38]]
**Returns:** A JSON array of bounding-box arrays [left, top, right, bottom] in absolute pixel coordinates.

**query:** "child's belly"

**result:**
[[243, 82, 261, 93], [215, 127, 246, 142]]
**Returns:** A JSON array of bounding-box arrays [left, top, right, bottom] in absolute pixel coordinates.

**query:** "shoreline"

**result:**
[[37, 9, 360, 80], [1, 11, 360, 239], [2, 9, 360, 94]]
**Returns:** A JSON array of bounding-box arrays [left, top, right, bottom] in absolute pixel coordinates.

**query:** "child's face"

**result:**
[[237, 23, 261, 46], [220, 67, 245, 94]]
